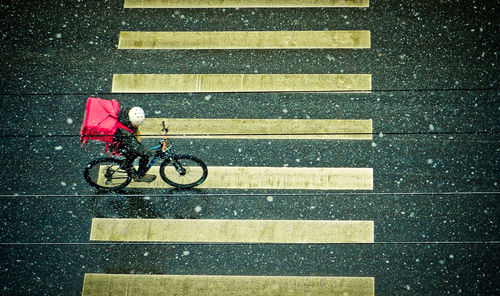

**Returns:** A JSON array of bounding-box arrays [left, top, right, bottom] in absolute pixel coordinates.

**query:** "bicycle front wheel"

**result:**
[[84, 157, 132, 191], [159, 155, 208, 189]]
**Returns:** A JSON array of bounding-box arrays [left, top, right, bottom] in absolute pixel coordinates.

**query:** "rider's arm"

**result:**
[[115, 128, 153, 157]]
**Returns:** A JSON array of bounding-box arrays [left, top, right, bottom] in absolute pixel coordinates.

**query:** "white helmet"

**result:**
[[128, 107, 145, 126]]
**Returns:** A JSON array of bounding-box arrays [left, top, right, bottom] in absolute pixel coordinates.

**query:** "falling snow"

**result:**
[[0, 1, 497, 295]]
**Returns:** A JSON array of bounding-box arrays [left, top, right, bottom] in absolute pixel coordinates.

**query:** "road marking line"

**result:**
[[140, 118, 373, 140], [111, 74, 372, 93], [124, 0, 370, 8], [82, 274, 375, 296], [125, 166, 373, 190], [89, 218, 374, 243], [118, 31, 371, 49]]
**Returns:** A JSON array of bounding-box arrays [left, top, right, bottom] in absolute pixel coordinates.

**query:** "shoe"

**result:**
[[134, 174, 157, 183]]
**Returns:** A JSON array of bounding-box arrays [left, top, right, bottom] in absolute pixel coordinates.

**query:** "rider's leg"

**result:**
[[119, 151, 139, 175], [134, 154, 155, 182], [121, 152, 135, 166], [136, 155, 150, 177], [120, 150, 155, 182]]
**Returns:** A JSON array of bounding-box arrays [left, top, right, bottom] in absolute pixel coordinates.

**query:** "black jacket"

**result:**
[[113, 107, 151, 157]]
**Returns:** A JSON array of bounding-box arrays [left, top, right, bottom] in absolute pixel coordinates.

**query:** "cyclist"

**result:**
[[113, 106, 156, 182]]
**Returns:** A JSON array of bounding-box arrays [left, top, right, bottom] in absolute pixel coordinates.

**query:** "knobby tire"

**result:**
[[84, 157, 132, 191], [159, 155, 208, 189]]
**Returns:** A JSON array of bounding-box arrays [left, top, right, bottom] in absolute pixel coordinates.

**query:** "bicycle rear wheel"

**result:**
[[159, 155, 208, 189], [84, 157, 132, 191]]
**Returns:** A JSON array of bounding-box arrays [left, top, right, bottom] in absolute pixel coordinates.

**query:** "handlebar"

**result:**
[[161, 121, 168, 151], [162, 121, 168, 133], [150, 122, 171, 152]]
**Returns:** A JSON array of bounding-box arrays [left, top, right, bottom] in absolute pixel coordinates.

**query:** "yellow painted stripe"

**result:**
[[118, 31, 371, 49], [140, 118, 372, 140], [126, 166, 373, 190], [111, 74, 372, 93], [124, 0, 370, 8], [82, 274, 375, 296], [89, 218, 374, 243]]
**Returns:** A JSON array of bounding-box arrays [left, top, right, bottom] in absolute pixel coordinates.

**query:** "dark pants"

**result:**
[[121, 151, 150, 178]]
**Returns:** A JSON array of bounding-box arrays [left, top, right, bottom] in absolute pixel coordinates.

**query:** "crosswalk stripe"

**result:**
[[82, 274, 375, 296], [90, 218, 374, 243], [111, 74, 372, 93], [126, 166, 373, 190], [118, 31, 371, 49], [123, 0, 370, 8], [140, 118, 373, 140]]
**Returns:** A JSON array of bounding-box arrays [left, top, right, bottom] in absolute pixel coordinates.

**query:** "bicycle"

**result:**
[[84, 121, 208, 191]]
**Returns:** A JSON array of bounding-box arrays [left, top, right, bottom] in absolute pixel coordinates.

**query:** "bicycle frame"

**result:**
[[145, 121, 174, 172], [84, 120, 207, 190]]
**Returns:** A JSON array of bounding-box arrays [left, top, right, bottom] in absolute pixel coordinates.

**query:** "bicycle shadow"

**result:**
[[88, 188, 211, 220]]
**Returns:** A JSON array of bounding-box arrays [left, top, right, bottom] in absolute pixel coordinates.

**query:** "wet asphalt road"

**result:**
[[0, 0, 499, 295]]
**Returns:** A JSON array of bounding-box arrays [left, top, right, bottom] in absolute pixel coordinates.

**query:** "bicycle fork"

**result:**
[[172, 159, 187, 175]]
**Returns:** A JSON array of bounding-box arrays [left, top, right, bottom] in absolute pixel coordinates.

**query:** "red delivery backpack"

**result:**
[[80, 97, 133, 152]]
